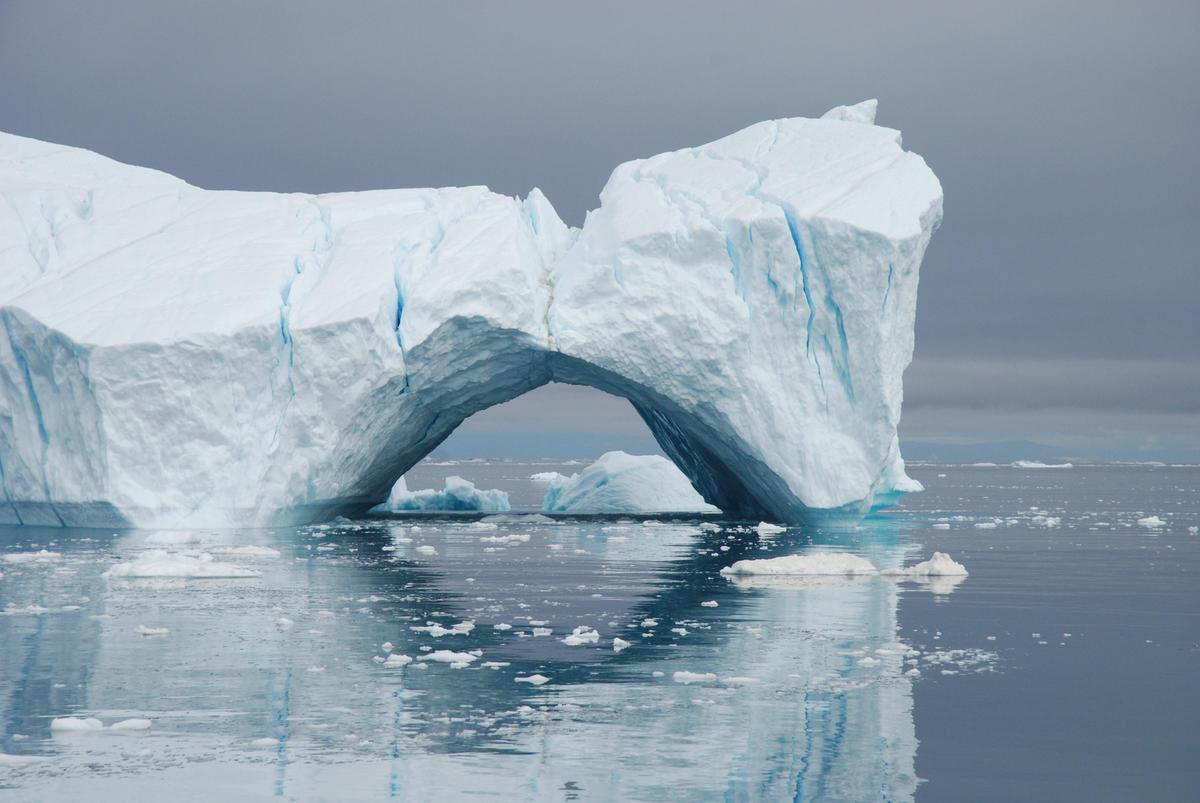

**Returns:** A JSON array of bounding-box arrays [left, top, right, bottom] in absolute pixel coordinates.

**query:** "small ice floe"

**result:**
[[372, 476, 509, 513], [384, 654, 413, 668], [415, 545, 438, 556], [720, 553, 878, 578], [973, 522, 998, 529], [640, 618, 658, 628], [481, 661, 510, 669], [276, 617, 295, 631], [493, 623, 512, 631], [932, 523, 951, 530], [50, 717, 104, 732], [249, 737, 280, 750], [885, 552, 968, 578], [411, 620, 474, 638], [210, 545, 281, 558], [0, 752, 48, 765], [672, 671, 717, 685], [424, 650, 478, 665], [136, 625, 170, 637], [700, 600, 719, 607], [532, 627, 553, 637], [722, 676, 761, 686], [103, 550, 261, 579], [561, 626, 600, 646], [1137, 516, 1166, 529], [755, 522, 786, 536], [110, 718, 152, 731], [479, 533, 530, 545], [1189, 526, 1199, 534], [612, 637, 631, 653], [1011, 460, 1073, 469], [2, 549, 62, 564], [515, 674, 551, 686]]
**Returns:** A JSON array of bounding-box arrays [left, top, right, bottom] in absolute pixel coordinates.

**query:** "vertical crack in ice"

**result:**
[[1, 313, 63, 525], [882, 263, 894, 312]]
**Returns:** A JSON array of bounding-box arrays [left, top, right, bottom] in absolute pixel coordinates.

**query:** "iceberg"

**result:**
[[0, 100, 941, 528], [370, 476, 509, 513], [540, 451, 718, 514]]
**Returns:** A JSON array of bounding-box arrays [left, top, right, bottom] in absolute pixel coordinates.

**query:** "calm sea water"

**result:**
[[1, 463, 1197, 801]]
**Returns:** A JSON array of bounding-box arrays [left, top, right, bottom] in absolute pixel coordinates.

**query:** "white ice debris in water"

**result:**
[[885, 552, 968, 578], [720, 552, 879, 577], [515, 674, 551, 686], [529, 472, 562, 482], [612, 637, 632, 653], [411, 620, 474, 637], [103, 550, 261, 579], [1011, 460, 1073, 469], [1137, 516, 1166, 528], [50, 717, 104, 732], [371, 476, 509, 513], [2, 550, 61, 564], [425, 650, 479, 664], [136, 625, 170, 637], [479, 533, 531, 545], [755, 522, 786, 535], [700, 600, 719, 607], [384, 654, 413, 668], [250, 737, 280, 749], [561, 626, 600, 646], [415, 545, 438, 556], [110, 718, 152, 731], [672, 671, 717, 685], [540, 451, 718, 514], [210, 545, 281, 558]]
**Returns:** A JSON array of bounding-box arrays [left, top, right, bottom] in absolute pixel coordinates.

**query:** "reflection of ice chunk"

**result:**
[[103, 550, 261, 579], [1011, 460, 1073, 469], [541, 451, 718, 514], [371, 476, 510, 513], [721, 552, 879, 578]]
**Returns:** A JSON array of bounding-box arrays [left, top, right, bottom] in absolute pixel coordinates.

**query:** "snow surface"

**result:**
[[0, 101, 940, 528], [370, 476, 509, 514], [540, 451, 718, 514]]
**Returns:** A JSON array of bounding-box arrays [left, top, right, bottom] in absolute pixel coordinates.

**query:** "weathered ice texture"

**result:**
[[0, 100, 941, 528]]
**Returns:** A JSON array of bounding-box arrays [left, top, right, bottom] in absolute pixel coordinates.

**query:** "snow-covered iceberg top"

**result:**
[[540, 451, 719, 514], [0, 100, 941, 528], [370, 476, 509, 514]]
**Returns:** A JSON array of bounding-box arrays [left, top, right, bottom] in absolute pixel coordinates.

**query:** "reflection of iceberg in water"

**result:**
[[0, 518, 922, 800]]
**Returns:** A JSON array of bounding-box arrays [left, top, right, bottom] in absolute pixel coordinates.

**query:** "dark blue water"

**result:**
[[0, 462, 1196, 801]]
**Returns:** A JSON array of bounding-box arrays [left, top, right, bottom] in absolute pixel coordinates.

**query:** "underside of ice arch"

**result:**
[[0, 100, 942, 528]]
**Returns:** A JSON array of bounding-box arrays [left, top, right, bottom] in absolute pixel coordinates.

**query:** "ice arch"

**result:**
[[0, 100, 942, 528]]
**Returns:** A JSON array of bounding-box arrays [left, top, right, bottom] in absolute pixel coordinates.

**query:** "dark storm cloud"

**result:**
[[1, 0, 1196, 441]]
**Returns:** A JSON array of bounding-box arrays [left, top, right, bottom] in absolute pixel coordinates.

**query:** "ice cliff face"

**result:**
[[0, 100, 941, 527]]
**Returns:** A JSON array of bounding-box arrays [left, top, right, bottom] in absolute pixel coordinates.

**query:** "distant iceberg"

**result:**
[[371, 476, 509, 514], [540, 451, 718, 514]]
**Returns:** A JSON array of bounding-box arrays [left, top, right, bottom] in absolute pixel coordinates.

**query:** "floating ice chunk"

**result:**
[[540, 452, 718, 514], [1137, 516, 1166, 528], [612, 637, 631, 652], [672, 671, 717, 685], [493, 623, 512, 631], [515, 674, 551, 685], [755, 522, 786, 536], [479, 533, 530, 545], [425, 650, 478, 664], [974, 522, 998, 529], [371, 476, 509, 513], [885, 552, 968, 578], [529, 472, 562, 482], [561, 626, 600, 646], [932, 522, 951, 530], [1011, 460, 1073, 469], [415, 545, 438, 556], [110, 718, 152, 731], [50, 717, 103, 732], [276, 617, 295, 631], [480, 513, 555, 525], [411, 620, 473, 637], [722, 676, 761, 686], [210, 545, 280, 558], [103, 550, 261, 579], [700, 600, 719, 607], [2, 550, 61, 564], [1189, 526, 1198, 534], [135, 624, 170, 637], [249, 737, 280, 749], [721, 552, 878, 577], [384, 654, 413, 668]]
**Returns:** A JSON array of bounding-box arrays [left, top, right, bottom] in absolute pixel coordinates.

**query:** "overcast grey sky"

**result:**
[[2, 1, 1197, 460]]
